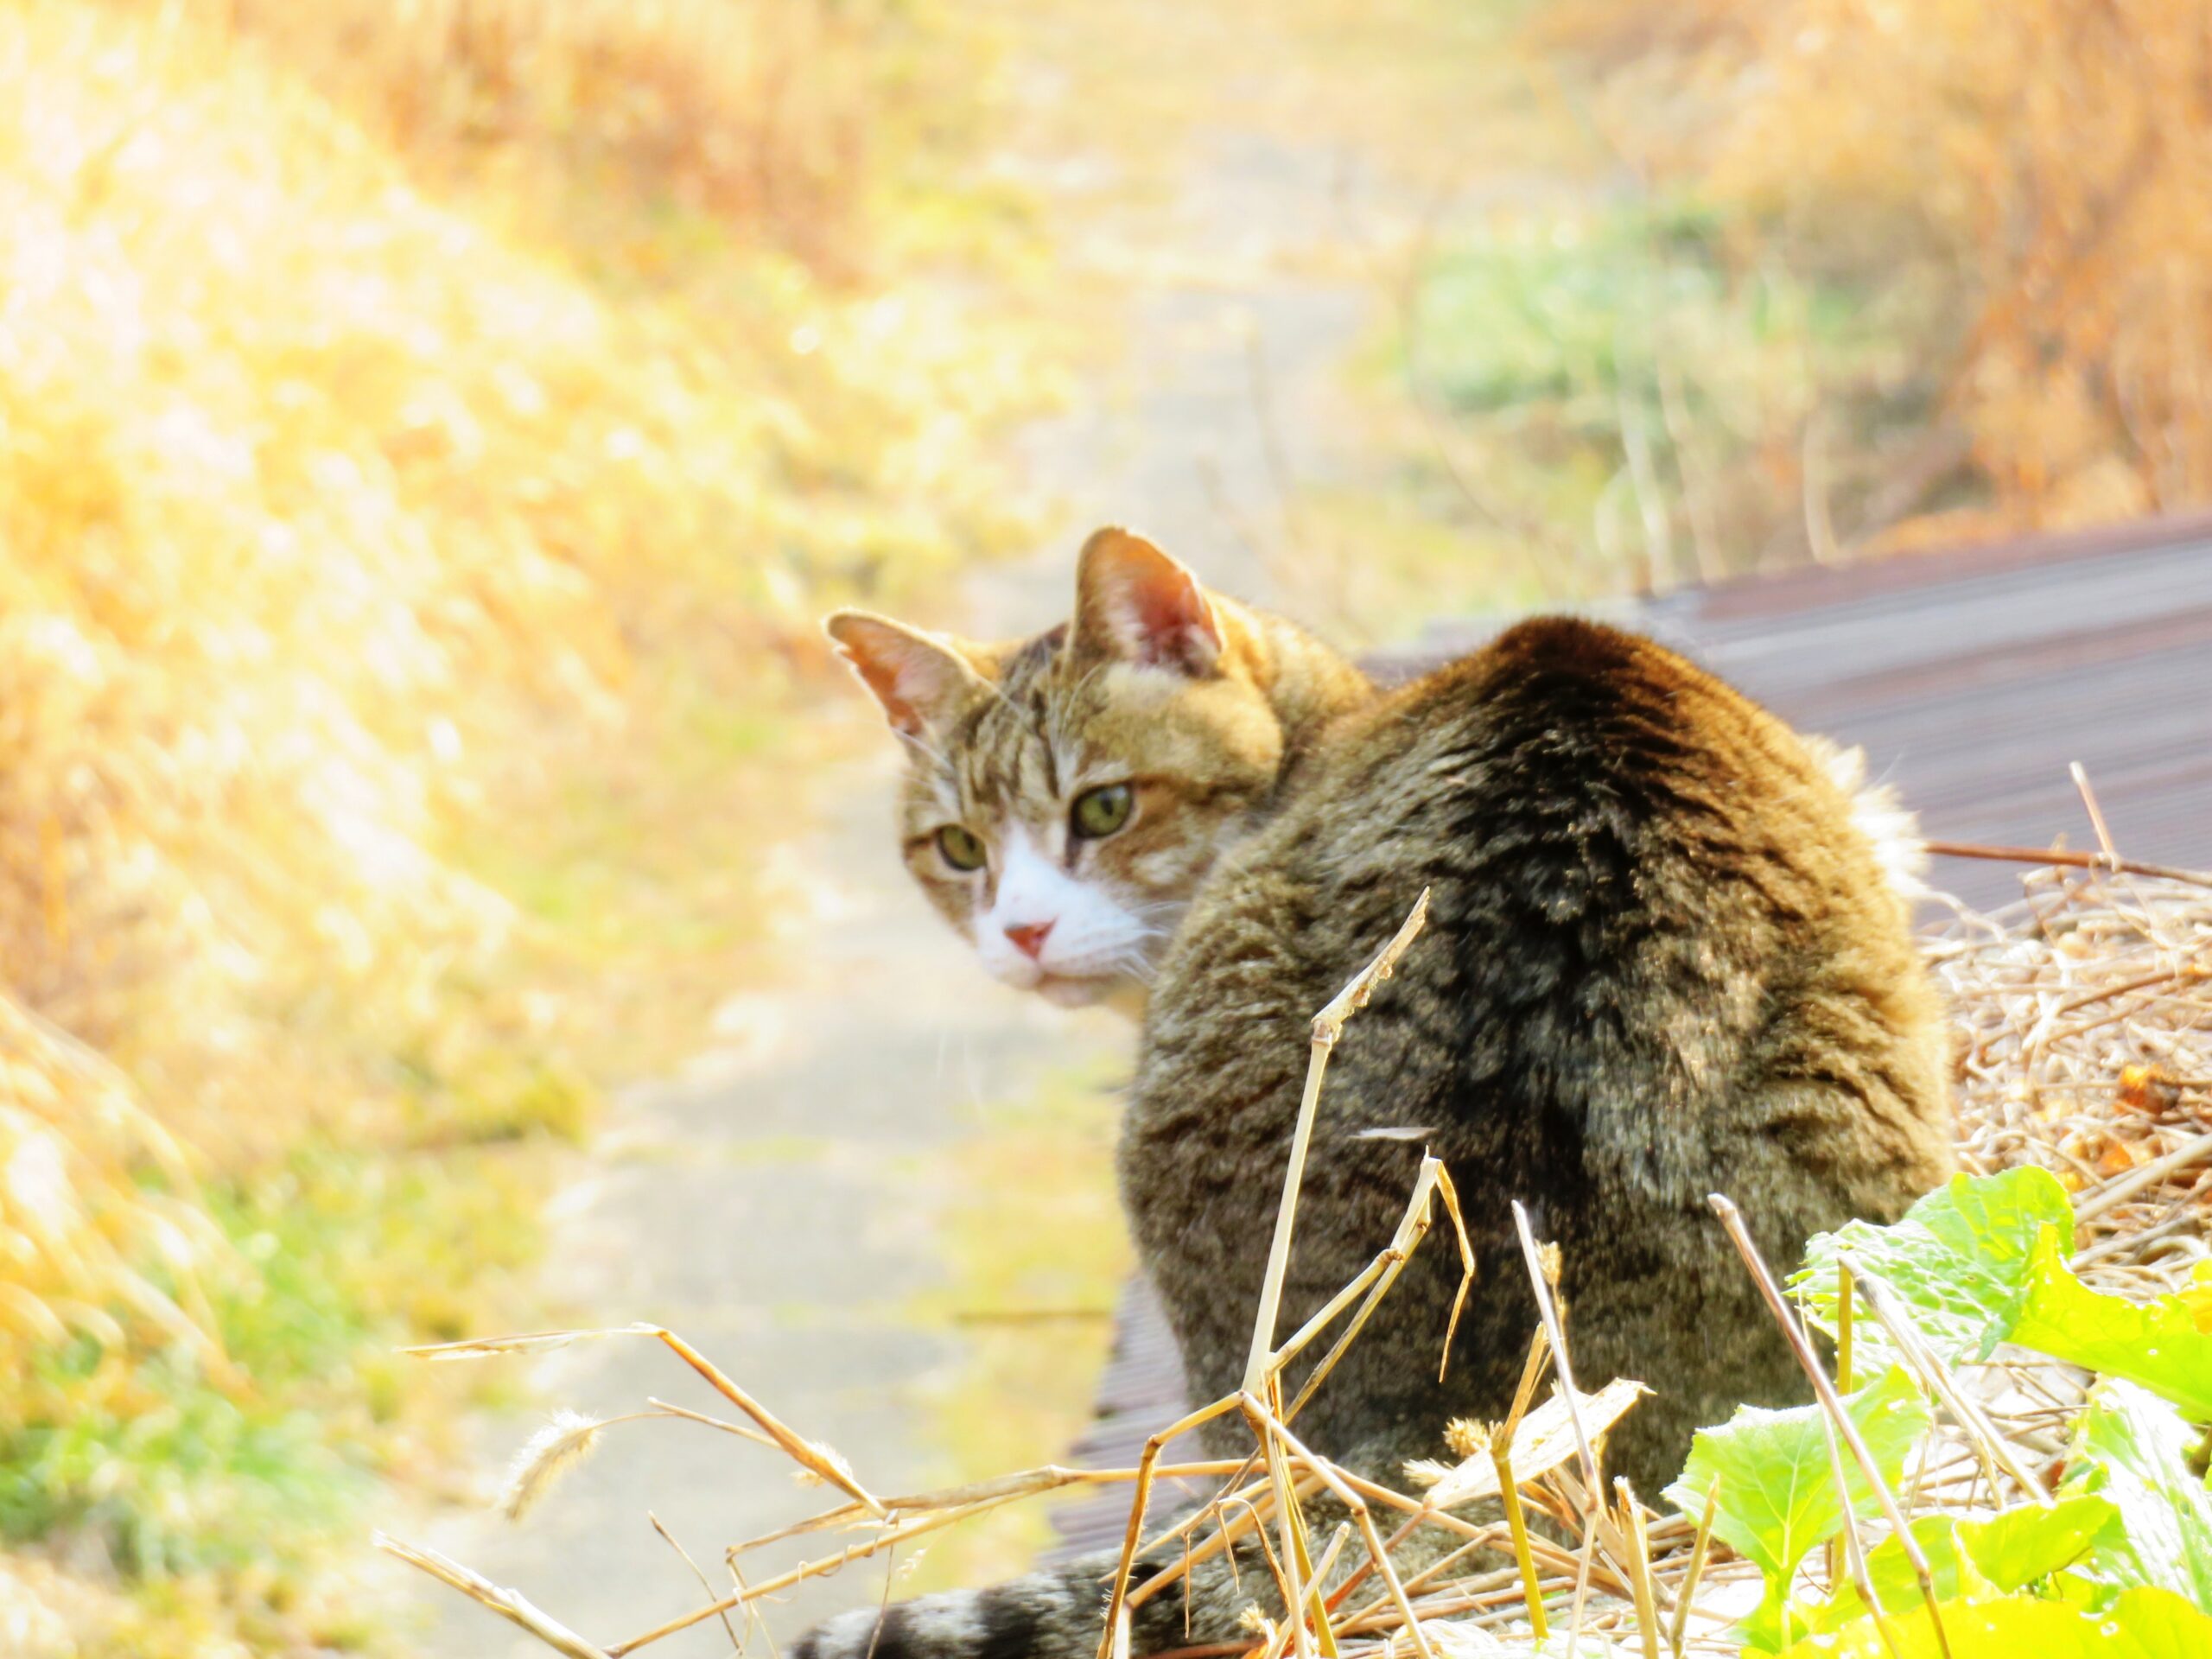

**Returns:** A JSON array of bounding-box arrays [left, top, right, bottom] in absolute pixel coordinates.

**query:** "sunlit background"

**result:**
[[3, 1, 2207, 1653]]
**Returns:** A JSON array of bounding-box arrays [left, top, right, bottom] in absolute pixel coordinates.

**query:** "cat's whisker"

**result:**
[[1102, 946, 1162, 985]]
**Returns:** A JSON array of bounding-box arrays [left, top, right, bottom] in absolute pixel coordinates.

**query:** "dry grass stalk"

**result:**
[[1925, 840, 2212, 887], [1243, 888, 1432, 1394], [1708, 1196, 1951, 1659], [1492, 1438, 1548, 1644], [1667, 1478, 1719, 1659], [1510, 1201, 1602, 1503], [1124, 1476, 1294, 1610], [1238, 1394, 1439, 1659], [647, 1512, 742, 1654], [1615, 1481, 1662, 1659], [736, 1459, 1255, 1559], [1096, 1394, 1253, 1654], [1839, 1262, 2045, 1502], [501, 1411, 607, 1522], [373, 1533, 612, 1659], [1258, 1416, 1313, 1659], [1276, 1155, 1474, 1421], [1491, 1333, 1556, 1643], [1307, 1522, 1356, 1640], [1408, 1380, 1648, 1511], [408, 1321, 880, 1514], [642, 1396, 778, 1451], [1834, 1262, 1855, 1393]]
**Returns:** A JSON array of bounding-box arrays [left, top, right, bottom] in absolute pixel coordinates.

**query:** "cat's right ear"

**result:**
[[1071, 527, 1224, 676], [823, 611, 988, 741]]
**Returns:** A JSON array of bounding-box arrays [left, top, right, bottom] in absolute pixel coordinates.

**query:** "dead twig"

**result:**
[[1709, 1195, 1951, 1659], [1924, 840, 2212, 888], [408, 1324, 880, 1515], [376, 1533, 612, 1659]]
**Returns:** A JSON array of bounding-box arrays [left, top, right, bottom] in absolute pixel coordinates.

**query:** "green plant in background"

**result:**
[[1399, 200, 1939, 594], [1664, 1168, 2212, 1658]]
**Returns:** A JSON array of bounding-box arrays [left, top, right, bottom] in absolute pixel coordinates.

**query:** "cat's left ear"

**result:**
[[1071, 527, 1224, 676], [824, 610, 991, 741]]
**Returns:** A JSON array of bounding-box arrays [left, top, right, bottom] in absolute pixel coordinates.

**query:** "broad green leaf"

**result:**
[[1962, 1495, 2127, 1590], [1804, 1497, 2126, 1636], [2013, 1230, 2212, 1421], [2103, 1586, 2212, 1656], [2060, 1380, 2212, 1613], [1666, 1365, 1929, 1641], [1775, 1585, 2212, 1659], [2183, 1260, 2212, 1334], [1795, 1167, 2074, 1364], [1796, 1514, 1992, 1637]]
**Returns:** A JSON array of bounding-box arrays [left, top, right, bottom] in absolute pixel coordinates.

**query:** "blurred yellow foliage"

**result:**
[[1560, 0, 2212, 547], [0, 0, 1033, 1641], [0, 1001, 226, 1395], [210, 0, 898, 271]]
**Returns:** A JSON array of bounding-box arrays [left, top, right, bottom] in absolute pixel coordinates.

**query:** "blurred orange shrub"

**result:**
[[1555, 0, 2212, 547]]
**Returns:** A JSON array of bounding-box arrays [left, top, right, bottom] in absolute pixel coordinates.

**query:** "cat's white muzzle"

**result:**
[[976, 825, 1154, 1003]]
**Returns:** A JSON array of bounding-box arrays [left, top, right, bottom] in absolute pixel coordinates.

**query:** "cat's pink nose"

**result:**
[[1004, 920, 1054, 961]]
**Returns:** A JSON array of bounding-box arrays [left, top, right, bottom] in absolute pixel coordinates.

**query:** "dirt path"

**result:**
[[407, 19, 1433, 1656]]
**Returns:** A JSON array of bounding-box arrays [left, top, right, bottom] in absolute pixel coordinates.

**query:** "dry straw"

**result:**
[[385, 848, 2212, 1659]]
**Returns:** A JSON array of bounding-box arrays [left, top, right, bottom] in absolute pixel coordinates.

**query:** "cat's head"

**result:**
[[826, 530, 1353, 1011]]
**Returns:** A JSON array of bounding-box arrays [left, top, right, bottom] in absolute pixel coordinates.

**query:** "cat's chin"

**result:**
[[1034, 973, 1113, 1009], [1033, 972, 1146, 1017]]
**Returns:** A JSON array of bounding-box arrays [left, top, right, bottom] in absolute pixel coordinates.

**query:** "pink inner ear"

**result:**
[[830, 615, 968, 738], [1115, 558, 1219, 670], [847, 652, 927, 736]]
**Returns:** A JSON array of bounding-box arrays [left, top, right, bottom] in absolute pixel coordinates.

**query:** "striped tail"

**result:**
[[793, 1555, 1185, 1659], [790, 1474, 1470, 1659]]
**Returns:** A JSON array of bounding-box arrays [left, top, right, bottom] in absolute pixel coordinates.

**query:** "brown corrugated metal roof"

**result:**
[[1049, 512, 2212, 1559]]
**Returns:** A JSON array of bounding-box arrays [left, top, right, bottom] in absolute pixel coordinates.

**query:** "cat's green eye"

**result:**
[[1071, 782, 1135, 840], [937, 824, 988, 872]]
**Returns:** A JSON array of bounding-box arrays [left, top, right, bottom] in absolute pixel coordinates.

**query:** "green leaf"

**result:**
[[1666, 1365, 1930, 1643], [1796, 1514, 1990, 1637], [1774, 1586, 2212, 1659], [2013, 1230, 2212, 1421], [2107, 1585, 2212, 1656], [1963, 1495, 2128, 1590], [1796, 1167, 2074, 1364], [1804, 1497, 2126, 1636], [2061, 1380, 2212, 1613]]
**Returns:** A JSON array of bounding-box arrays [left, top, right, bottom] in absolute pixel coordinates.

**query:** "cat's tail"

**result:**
[[791, 1548, 1244, 1659], [1803, 734, 1927, 903]]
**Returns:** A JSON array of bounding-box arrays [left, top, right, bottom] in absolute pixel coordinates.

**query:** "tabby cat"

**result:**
[[814, 529, 1953, 1659]]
